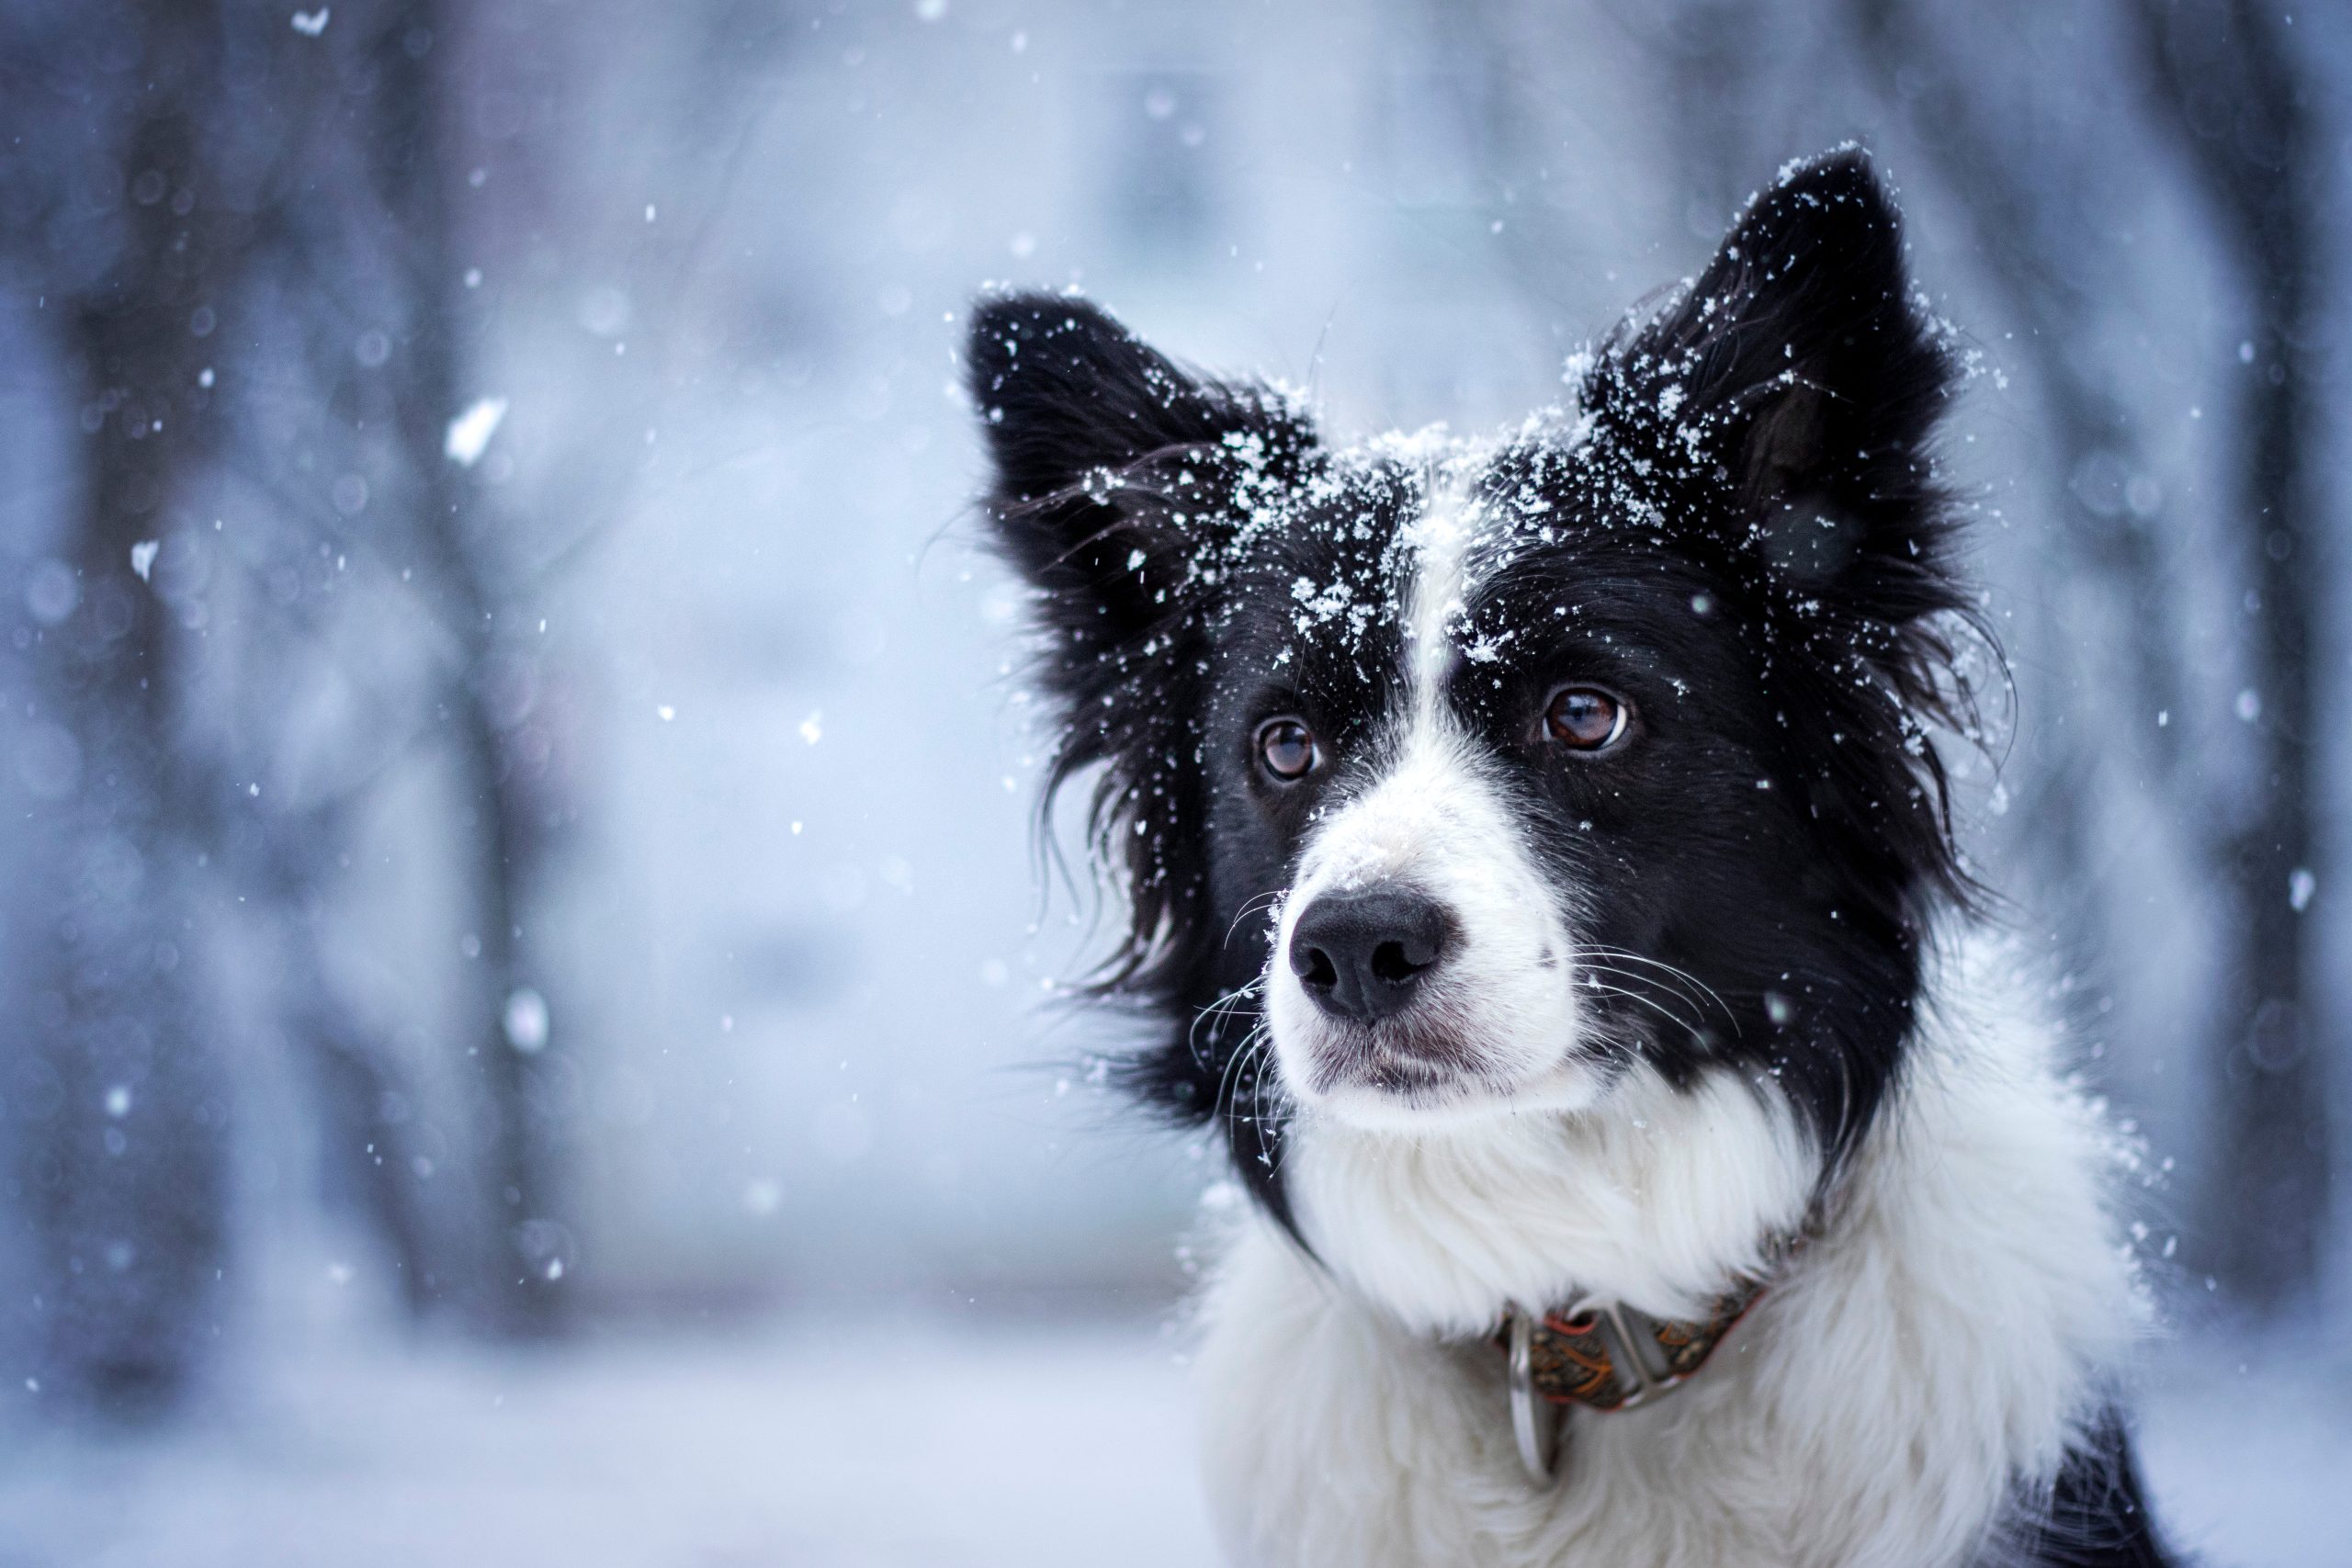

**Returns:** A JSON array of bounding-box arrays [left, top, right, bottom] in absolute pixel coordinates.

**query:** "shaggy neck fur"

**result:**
[[1193, 932, 2140, 1568], [1294, 1063, 1816, 1337]]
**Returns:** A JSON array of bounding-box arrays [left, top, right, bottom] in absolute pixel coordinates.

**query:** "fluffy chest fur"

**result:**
[[1192, 935, 2140, 1568]]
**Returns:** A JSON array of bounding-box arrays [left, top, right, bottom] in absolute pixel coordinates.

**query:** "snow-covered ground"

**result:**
[[0, 1311, 2337, 1567], [0, 1314, 1216, 1568], [2135, 1328, 2352, 1568]]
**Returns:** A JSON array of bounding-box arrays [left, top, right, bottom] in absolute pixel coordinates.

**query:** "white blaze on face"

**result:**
[[1266, 457, 1596, 1127], [1406, 459, 1471, 731]]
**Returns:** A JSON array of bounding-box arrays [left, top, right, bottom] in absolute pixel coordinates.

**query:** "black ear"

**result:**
[[1584, 149, 1956, 613], [1589, 151, 1984, 918], [966, 292, 1311, 632], [965, 293, 1314, 1000]]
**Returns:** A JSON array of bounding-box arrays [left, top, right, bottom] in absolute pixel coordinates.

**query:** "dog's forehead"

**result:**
[[1211, 424, 1657, 689]]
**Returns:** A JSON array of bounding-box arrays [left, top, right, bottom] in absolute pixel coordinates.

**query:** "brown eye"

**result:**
[[1544, 686, 1628, 751], [1256, 717, 1318, 782]]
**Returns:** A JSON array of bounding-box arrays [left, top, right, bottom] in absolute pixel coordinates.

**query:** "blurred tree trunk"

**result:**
[[2128, 0, 2332, 1314], [256, 811, 437, 1319], [19, 0, 236, 1407], [361, 0, 566, 1334]]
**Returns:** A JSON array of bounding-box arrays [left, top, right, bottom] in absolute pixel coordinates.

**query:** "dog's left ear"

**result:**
[[965, 293, 1316, 1002], [1584, 148, 1956, 612], [966, 292, 1312, 637]]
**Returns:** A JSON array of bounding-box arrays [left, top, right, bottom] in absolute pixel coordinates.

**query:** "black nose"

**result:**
[[1289, 886, 1451, 1022]]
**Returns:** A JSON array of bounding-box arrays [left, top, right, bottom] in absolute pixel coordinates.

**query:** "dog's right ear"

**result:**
[[966, 292, 1311, 634]]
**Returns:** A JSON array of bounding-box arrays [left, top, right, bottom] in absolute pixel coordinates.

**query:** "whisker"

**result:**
[[1223, 890, 1285, 950], [1574, 964, 1709, 1032], [1189, 976, 1266, 1068], [1199, 979, 1265, 1019], [1571, 945, 1738, 1028], [1577, 977, 1710, 1043], [1567, 954, 1707, 1013], [1217, 1023, 1276, 1148], [1252, 1052, 1300, 1183]]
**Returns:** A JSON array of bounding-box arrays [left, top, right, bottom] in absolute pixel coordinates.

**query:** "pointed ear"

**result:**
[[965, 294, 1317, 1007], [1584, 149, 1956, 607], [1590, 152, 1984, 913], [966, 292, 1312, 631]]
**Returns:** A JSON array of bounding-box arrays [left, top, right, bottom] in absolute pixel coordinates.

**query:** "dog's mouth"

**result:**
[[1268, 964, 1604, 1130], [1305, 1021, 1481, 1096], [1278, 1025, 1611, 1129]]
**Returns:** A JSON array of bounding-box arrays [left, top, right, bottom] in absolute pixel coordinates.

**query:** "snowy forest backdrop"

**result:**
[[0, 0, 2345, 1561]]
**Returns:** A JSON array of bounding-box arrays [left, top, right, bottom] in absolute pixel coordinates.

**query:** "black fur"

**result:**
[[1990, 1411, 2176, 1567]]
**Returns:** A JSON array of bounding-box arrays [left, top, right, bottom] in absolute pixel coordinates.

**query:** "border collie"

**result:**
[[967, 150, 2171, 1568]]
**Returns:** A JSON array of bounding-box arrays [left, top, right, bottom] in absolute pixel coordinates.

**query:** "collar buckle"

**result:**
[[1496, 1227, 1811, 1487], [1504, 1304, 1566, 1483]]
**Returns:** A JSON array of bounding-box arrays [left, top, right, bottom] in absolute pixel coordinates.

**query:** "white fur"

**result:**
[[1265, 720, 1596, 1126], [1194, 931, 2142, 1568], [1405, 457, 1476, 728], [1267, 459, 1601, 1128]]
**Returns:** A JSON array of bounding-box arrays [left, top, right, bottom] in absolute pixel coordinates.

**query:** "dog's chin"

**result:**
[[1272, 1028, 1611, 1133]]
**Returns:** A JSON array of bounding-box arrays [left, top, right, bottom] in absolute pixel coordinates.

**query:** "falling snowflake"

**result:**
[[444, 397, 509, 466]]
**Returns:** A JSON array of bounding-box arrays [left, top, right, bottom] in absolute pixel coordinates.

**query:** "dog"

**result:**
[[966, 149, 2172, 1567]]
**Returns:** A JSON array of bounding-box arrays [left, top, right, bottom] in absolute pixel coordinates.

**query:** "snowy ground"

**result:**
[[2134, 1327, 2352, 1568], [0, 1313, 1217, 1568], [0, 1309, 2338, 1567]]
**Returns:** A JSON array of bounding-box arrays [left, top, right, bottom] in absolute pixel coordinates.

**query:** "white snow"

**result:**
[[289, 8, 329, 36], [130, 539, 158, 581], [502, 988, 549, 1053], [0, 1314, 1217, 1568], [2137, 1335, 2352, 1567], [444, 397, 509, 467]]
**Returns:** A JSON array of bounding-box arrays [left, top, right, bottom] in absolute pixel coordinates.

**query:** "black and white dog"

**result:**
[[967, 150, 2172, 1567]]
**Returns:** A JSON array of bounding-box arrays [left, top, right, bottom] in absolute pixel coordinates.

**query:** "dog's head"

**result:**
[[969, 151, 1976, 1213]]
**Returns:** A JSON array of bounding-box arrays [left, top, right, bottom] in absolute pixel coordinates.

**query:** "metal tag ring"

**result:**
[[1506, 1305, 1565, 1483]]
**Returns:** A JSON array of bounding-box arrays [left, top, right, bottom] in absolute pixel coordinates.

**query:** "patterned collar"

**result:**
[[1496, 1234, 1804, 1483]]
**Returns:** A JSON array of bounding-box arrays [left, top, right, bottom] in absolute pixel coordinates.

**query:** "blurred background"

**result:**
[[0, 0, 2344, 1562]]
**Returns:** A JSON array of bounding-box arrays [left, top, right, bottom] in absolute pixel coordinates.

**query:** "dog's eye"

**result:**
[[1544, 686, 1629, 751], [1256, 717, 1319, 782]]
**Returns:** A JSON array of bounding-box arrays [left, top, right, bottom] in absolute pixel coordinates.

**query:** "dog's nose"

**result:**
[[1289, 886, 1450, 1022]]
